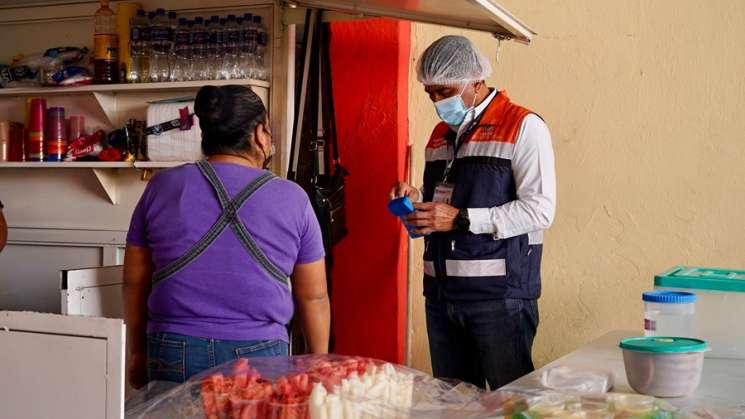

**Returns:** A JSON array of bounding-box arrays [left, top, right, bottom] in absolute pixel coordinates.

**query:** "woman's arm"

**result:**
[[292, 259, 330, 354], [123, 244, 154, 388]]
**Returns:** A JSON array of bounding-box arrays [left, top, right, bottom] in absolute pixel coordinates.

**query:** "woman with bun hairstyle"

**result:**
[[124, 85, 330, 387]]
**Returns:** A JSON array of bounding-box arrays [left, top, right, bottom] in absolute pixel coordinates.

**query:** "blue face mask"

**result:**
[[433, 84, 473, 127]]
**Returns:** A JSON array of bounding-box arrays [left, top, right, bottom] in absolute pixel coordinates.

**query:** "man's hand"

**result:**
[[406, 202, 460, 235], [389, 181, 420, 202]]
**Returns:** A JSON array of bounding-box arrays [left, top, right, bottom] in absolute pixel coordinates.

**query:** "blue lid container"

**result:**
[[643, 291, 696, 304]]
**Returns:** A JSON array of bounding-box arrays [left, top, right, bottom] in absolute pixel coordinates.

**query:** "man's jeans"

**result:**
[[426, 297, 539, 389], [147, 332, 289, 383]]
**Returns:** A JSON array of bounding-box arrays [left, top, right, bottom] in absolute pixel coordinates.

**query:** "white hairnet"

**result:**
[[416, 35, 493, 86]]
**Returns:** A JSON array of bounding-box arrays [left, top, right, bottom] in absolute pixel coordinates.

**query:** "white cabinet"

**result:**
[[0, 311, 125, 419]]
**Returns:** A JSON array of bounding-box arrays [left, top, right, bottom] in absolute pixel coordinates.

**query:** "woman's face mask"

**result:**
[[433, 83, 474, 127]]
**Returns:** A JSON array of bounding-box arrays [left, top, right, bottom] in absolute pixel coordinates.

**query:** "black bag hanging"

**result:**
[[311, 21, 348, 250], [289, 10, 348, 251]]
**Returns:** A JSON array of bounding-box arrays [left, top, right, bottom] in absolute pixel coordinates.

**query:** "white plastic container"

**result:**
[[620, 337, 707, 398], [655, 266, 745, 359], [642, 291, 696, 338]]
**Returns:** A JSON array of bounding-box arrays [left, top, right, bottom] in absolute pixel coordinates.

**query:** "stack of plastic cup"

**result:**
[[45, 107, 67, 161], [67, 115, 86, 142], [27, 98, 47, 162]]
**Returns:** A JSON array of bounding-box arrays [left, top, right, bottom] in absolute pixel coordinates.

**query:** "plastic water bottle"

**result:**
[[191, 17, 209, 80], [167, 10, 178, 75], [208, 16, 224, 80], [218, 18, 229, 79], [241, 13, 255, 79], [224, 15, 241, 79], [149, 9, 170, 82], [128, 9, 149, 83], [185, 20, 195, 80], [253, 15, 268, 81], [169, 18, 190, 81]]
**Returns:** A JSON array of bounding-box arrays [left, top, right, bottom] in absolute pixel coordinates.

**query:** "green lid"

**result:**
[[655, 266, 745, 293], [620, 337, 708, 353]]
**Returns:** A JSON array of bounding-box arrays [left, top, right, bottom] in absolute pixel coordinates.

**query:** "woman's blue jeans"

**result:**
[[147, 332, 289, 383]]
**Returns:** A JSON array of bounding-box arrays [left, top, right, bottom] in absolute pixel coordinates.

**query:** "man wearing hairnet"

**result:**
[[390, 36, 556, 389]]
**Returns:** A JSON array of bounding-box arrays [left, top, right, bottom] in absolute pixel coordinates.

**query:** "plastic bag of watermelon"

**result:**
[[124, 354, 516, 419]]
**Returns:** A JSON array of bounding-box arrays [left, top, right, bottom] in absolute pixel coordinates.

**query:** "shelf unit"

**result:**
[[0, 1, 280, 208], [0, 79, 269, 205]]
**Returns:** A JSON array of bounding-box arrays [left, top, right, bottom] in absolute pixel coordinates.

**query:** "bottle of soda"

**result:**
[[93, 0, 119, 84]]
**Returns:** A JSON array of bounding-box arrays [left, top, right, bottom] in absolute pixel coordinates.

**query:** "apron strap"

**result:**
[[151, 161, 287, 288]]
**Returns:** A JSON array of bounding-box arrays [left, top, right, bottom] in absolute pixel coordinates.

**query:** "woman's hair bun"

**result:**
[[195, 85, 225, 124], [194, 85, 268, 156]]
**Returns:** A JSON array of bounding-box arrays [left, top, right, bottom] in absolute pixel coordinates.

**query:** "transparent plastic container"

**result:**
[[620, 337, 707, 398], [656, 266, 745, 359], [642, 291, 696, 338]]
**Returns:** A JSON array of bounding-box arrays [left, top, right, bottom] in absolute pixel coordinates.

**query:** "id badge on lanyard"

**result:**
[[435, 129, 467, 205]]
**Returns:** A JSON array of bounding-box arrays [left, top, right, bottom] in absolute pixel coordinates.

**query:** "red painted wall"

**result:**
[[328, 19, 411, 364]]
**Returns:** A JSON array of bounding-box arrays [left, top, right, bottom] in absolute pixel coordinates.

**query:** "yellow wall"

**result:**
[[407, 0, 745, 372]]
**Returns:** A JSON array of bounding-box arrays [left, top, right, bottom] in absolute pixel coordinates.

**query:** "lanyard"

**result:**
[[441, 116, 481, 182]]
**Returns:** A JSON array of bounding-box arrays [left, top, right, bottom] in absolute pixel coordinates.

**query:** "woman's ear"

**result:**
[[254, 122, 270, 151]]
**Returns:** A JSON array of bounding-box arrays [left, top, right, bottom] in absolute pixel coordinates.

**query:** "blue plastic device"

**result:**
[[388, 196, 426, 238]]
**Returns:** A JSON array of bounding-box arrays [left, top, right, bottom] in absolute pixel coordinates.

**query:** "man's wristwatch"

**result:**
[[455, 208, 471, 233]]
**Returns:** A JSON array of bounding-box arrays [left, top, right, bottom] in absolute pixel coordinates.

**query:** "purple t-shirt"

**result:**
[[127, 162, 325, 342]]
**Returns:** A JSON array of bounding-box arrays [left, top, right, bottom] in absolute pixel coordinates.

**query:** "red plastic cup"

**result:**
[[28, 98, 47, 133], [46, 107, 66, 141]]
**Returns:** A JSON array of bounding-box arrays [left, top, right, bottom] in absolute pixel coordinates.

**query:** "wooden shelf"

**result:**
[[0, 79, 270, 98], [0, 162, 131, 168], [0, 161, 190, 169], [0, 161, 193, 204]]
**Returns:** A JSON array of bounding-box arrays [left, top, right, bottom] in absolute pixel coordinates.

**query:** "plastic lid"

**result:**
[[642, 291, 696, 304], [244, 13, 253, 19], [156, 8, 166, 15], [211, 16, 220, 22], [253, 16, 262, 23], [227, 14, 236, 20], [179, 17, 188, 25], [655, 266, 745, 293], [620, 337, 707, 353], [136, 9, 145, 16], [194, 16, 204, 24]]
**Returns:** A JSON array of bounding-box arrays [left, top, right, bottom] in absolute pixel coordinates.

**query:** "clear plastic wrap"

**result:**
[[124, 355, 694, 419], [124, 355, 507, 419]]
